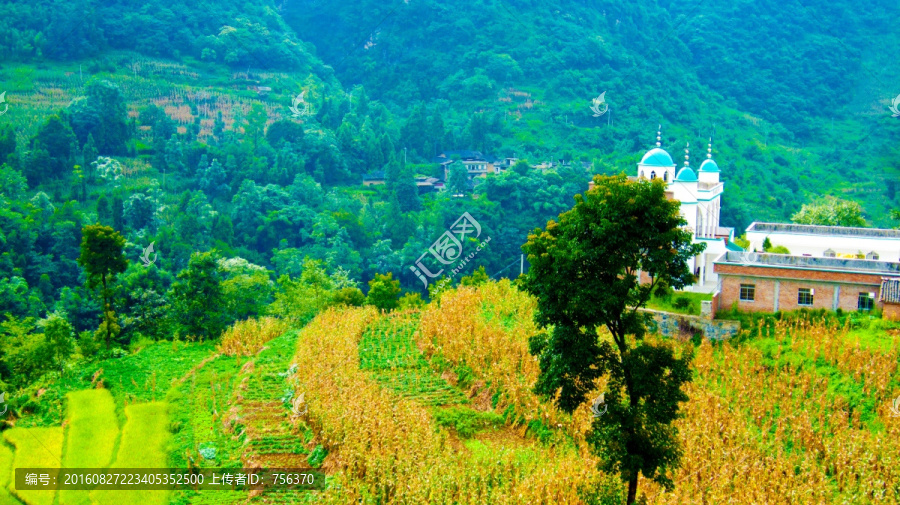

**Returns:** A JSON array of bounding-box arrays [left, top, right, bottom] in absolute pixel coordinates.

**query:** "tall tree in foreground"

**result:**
[[77, 224, 127, 351], [520, 174, 704, 504]]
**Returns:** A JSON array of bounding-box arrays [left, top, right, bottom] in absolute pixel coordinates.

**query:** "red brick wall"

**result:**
[[718, 270, 883, 313], [719, 276, 778, 312], [885, 303, 900, 321]]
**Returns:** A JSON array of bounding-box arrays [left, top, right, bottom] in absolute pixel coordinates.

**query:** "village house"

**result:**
[[713, 252, 896, 315], [362, 170, 385, 186], [432, 151, 497, 180]]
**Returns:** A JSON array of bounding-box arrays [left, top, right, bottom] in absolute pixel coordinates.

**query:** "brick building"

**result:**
[[713, 251, 900, 314]]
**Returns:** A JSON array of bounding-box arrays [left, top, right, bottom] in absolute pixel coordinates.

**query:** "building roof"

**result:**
[[432, 150, 491, 164], [362, 170, 385, 181], [881, 278, 900, 303], [746, 222, 900, 239], [639, 148, 674, 167], [675, 167, 698, 182], [714, 251, 900, 275], [699, 159, 720, 173]]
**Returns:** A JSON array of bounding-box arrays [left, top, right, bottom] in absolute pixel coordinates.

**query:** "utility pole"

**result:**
[[520, 254, 524, 275]]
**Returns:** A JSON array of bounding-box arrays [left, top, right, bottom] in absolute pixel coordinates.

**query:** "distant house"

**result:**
[[493, 157, 519, 173], [255, 86, 272, 96], [415, 176, 441, 193], [433, 150, 497, 180], [362, 171, 385, 186]]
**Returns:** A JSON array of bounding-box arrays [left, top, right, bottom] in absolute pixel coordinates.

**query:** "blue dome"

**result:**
[[639, 148, 674, 167], [699, 159, 720, 173], [675, 167, 698, 182]]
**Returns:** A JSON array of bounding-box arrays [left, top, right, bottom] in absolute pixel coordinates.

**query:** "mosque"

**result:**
[[635, 128, 742, 292], [626, 128, 900, 317]]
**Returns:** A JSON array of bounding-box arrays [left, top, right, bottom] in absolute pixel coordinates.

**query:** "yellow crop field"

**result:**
[[295, 283, 900, 504], [4, 427, 63, 505]]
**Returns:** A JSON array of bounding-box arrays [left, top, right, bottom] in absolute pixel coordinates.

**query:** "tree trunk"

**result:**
[[102, 273, 111, 351], [627, 474, 638, 504]]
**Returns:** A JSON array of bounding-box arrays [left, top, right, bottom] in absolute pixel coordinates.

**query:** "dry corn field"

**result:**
[[288, 282, 900, 504], [218, 316, 291, 357]]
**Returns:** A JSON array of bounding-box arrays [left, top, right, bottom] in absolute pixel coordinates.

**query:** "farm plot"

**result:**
[[59, 389, 119, 505], [92, 403, 170, 505], [359, 312, 468, 407], [4, 427, 63, 505]]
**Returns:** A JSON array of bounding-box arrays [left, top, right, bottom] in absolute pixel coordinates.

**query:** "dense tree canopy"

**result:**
[[521, 175, 703, 504]]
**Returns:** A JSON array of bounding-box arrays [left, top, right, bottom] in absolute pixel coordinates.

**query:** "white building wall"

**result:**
[[746, 229, 900, 261]]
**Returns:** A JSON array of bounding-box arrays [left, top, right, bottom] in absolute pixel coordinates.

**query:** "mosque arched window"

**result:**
[[663, 171, 669, 182], [650, 171, 656, 180]]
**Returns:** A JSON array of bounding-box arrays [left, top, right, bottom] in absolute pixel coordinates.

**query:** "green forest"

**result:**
[[0, 0, 897, 359], [1, 0, 898, 376]]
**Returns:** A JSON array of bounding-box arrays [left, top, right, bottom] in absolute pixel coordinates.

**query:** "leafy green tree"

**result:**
[[31, 113, 76, 179], [333, 287, 366, 306], [460, 266, 490, 286], [82, 133, 99, 173], [68, 80, 129, 154], [398, 292, 424, 309], [77, 224, 127, 351], [246, 103, 268, 147], [367, 272, 401, 312], [169, 251, 226, 340], [218, 257, 273, 322], [447, 160, 469, 195], [199, 158, 229, 199], [512, 159, 530, 175], [0, 124, 16, 167], [791, 196, 866, 227], [0, 164, 28, 200], [268, 258, 340, 324], [0, 315, 50, 386], [42, 313, 74, 376], [520, 175, 703, 504], [266, 120, 305, 148], [124, 193, 157, 231]]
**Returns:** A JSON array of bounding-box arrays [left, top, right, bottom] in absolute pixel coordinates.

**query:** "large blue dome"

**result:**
[[639, 148, 674, 167]]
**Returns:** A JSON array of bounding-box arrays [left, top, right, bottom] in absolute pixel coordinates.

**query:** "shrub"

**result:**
[[333, 287, 365, 307], [398, 292, 425, 310], [673, 296, 692, 310], [367, 272, 401, 311]]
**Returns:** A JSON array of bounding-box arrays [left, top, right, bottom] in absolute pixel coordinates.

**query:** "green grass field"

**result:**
[[60, 389, 120, 505], [0, 441, 16, 505], [92, 402, 170, 505], [4, 427, 63, 505]]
